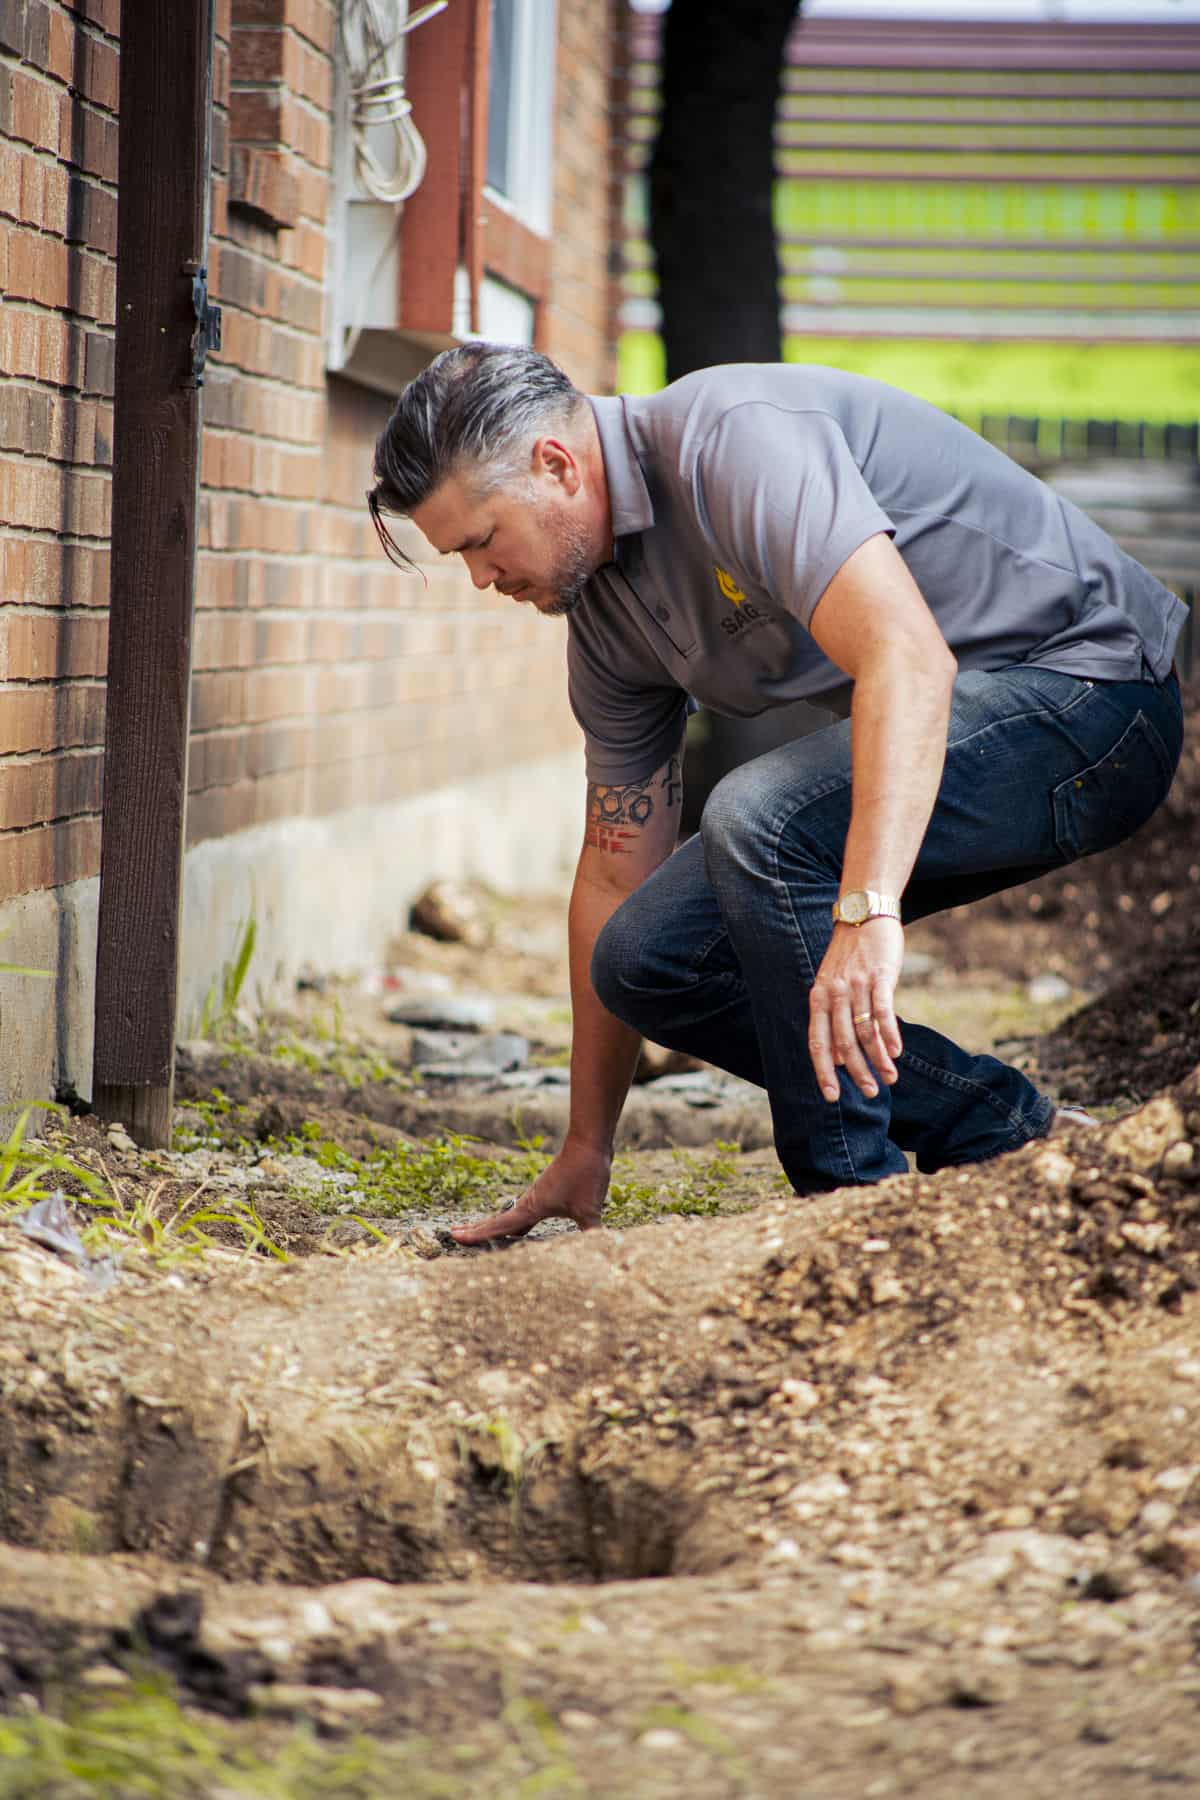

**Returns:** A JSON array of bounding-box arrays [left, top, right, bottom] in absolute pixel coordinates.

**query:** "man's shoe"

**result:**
[[1047, 1104, 1099, 1136]]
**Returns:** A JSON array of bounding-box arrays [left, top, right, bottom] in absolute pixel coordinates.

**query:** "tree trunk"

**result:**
[[648, 0, 799, 382]]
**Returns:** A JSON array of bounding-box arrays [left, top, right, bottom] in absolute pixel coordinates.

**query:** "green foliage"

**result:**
[[499, 1692, 583, 1797], [199, 912, 258, 1041], [280, 1123, 549, 1219], [172, 1091, 253, 1155], [0, 1675, 448, 1800], [667, 1658, 769, 1696], [0, 1105, 284, 1271], [637, 1702, 746, 1775], [0, 1672, 601, 1798], [275, 1037, 412, 1090], [0, 1105, 110, 1216], [605, 1142, 748, 1228]]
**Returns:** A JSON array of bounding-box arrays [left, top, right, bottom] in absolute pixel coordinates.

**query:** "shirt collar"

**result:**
[[589, 395, 655, 542]]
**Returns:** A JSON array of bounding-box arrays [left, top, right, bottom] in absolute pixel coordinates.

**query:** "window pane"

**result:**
[[487, 0, 516, 196]]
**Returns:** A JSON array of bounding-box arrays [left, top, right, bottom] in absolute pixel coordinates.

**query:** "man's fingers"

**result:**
[[449, 1174, 606, 1245], [450, 1200, 538, 1244], [812, 995, 881, 1101], [869, 975, 903, 1065], [807, 999, 840, 1101]]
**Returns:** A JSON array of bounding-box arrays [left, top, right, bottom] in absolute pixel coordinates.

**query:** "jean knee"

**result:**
[[699, 765, 758, 865], [590, 899, 649, 1022], [700, 765, 789, 886]]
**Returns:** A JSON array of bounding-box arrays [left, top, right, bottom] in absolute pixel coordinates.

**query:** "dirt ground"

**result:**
[[2, 686, 1200, 1797]]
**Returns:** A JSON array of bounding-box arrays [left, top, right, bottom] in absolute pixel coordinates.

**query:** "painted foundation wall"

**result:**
[[0, 743, 583, 1122]]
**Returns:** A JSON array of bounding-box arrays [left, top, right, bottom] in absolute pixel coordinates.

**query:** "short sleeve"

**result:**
[[567, 625, 688, 786], [692, 405, 895, 627]]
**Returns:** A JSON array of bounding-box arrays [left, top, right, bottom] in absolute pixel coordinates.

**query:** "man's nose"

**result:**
[[462, 550, 497, 591]]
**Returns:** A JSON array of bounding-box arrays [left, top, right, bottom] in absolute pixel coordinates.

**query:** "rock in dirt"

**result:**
[[409, 880, 491, 947], [411, 1030, 530, 1077], [1027, 972, 1073, 1006], [385, 992, 497, 1031], [1105, 1096, 1186, 1171]]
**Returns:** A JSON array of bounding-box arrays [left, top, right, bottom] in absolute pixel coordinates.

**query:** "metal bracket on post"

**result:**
[[187, 265, 223, 386]]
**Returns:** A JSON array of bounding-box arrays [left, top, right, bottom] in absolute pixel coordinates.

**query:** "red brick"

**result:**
[[232, 24, 286, 82], [81, 33, 119, 111], [242, 718, 308, 778], [59, 96, 118, 182], [46, 7, 75, 83], [251, 614, 309, 663], [247, 663, 309, 720], [67, 0, 119, 38], [0, 747, 103, 829], [0, 812, 101, 898], [233, 0, 333, 57], [187, 729, 246, 791], [192, 610, 253, 670], [213, 37, 231, 110], [11, 69, 62, 152], [0, 459, 110, 536], [190, 669, 248, 733], [0, 679, 106, 753], [230, 85, 283, 145], [3, 538, 111, 609], [0, 610, 108, 679], [228, 143, 301, 229]]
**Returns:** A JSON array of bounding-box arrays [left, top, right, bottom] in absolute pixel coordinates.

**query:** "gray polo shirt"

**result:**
[[568, 364, 1186, 785]]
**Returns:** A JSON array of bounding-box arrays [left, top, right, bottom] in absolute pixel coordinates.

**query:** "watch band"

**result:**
[[831, 888, 902, 927]]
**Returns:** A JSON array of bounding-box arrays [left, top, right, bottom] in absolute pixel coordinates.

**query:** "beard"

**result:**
[[533, 500, 596, 617]]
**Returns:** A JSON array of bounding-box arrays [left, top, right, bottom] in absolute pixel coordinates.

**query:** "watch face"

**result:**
[[839, 891, 869, 924]]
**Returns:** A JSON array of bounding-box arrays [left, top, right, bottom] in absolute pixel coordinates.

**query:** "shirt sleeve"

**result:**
[[691, 404, 895, 628], [567, 623, 688, 787]]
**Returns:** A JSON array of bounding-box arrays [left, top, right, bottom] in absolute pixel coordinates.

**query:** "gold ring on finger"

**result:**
[[853, 1011, 873, 1025]]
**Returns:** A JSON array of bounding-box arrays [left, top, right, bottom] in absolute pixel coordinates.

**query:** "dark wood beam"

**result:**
[[92, 0, 218, 1148]]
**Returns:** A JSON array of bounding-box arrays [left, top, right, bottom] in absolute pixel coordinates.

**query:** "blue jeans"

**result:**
[[592, 666, 1183, 1195]]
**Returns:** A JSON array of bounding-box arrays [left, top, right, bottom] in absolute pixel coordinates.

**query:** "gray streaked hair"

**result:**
[[368, 342, 585, 567]]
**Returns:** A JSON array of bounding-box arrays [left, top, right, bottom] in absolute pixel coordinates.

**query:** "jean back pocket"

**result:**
[[1052, 708, 1178, 861]]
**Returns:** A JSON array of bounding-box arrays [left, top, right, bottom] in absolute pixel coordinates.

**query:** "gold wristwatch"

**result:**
[[831, 889, 902, 927]]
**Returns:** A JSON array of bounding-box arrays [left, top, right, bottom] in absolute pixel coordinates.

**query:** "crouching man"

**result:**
[[367, 345, 1185, 1242]]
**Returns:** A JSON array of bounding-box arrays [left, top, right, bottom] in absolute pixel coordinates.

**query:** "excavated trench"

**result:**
[[0, 1234, 729, 1595]]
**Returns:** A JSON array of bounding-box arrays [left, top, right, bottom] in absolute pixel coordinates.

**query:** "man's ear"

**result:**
[[532, 435, 582, 496]]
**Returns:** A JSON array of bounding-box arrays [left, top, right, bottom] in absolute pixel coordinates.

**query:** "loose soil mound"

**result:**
[[3, 1073, 1200, 1792]]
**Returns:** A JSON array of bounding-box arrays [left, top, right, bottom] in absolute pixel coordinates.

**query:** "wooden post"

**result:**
[[92, 0, 217, 1148]]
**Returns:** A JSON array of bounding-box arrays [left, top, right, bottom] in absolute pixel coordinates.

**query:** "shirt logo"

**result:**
[[715, 563, 768, 641], [714, 565, 747, 606]]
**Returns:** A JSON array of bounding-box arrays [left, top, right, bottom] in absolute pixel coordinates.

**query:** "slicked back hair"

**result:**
[[368, 342, 585, 568]]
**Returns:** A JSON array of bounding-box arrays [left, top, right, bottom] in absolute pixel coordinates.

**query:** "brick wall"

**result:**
[[1, 0, 619, 910], [0, 0, 116, 898]]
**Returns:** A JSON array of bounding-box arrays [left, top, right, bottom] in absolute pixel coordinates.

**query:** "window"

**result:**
[[486, 0, 557, 234], [326, 0, 558, 386]]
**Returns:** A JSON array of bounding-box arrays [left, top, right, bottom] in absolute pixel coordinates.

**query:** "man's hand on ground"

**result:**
[[449, 1138, 612, 1245], [809, 917, 905, 1102]]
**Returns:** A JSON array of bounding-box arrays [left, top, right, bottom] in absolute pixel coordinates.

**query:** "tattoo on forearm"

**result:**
[[588, 775, 655, 828], [585, 823, 637, 855], [584, 760, 683, 855]]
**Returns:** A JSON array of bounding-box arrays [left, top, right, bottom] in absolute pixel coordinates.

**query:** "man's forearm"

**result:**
[[563, 870, 644, 1157], [842, 648, 955, 899]]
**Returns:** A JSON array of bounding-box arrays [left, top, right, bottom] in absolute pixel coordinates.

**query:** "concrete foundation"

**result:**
[[0, 745, 584, 1120]]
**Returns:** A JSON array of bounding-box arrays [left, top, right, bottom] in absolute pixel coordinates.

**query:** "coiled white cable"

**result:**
[[339, 0, 449, 206]]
